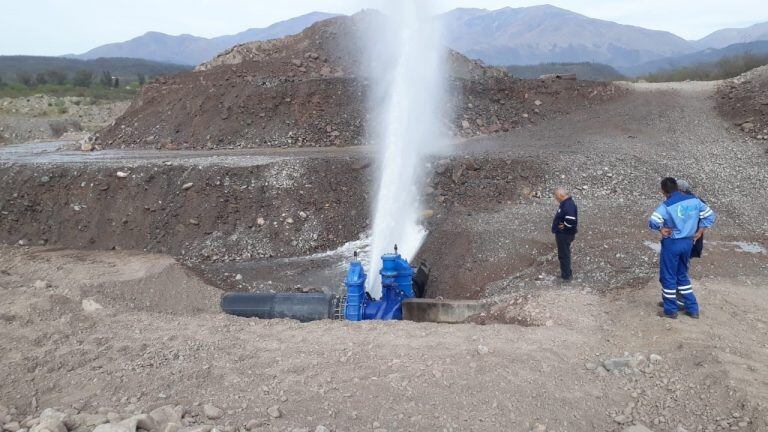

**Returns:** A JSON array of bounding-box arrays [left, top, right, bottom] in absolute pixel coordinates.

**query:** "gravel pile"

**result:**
[[716, 65, 768, 143]]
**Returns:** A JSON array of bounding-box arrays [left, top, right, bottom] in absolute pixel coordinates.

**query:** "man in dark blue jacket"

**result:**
[[552, 187, 578, 281]]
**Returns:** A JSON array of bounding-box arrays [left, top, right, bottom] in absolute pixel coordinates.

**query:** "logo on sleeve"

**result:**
[[677, 204, 697, 218]]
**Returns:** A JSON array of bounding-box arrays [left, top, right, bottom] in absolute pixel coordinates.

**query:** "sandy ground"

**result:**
[[2, 81, 768, 432], [0, 246, 767, 432]]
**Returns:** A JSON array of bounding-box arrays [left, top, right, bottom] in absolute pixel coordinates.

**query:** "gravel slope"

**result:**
[[419, 81, 768, 297]]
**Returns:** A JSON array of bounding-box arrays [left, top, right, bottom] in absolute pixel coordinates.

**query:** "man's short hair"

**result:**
[[661, 177, 678, 195]]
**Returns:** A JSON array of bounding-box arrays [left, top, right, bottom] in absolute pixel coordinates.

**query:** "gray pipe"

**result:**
[[221, 292, 339, 322]]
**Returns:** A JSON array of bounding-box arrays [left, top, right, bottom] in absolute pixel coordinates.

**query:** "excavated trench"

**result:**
[[0, 142, 544, 302]]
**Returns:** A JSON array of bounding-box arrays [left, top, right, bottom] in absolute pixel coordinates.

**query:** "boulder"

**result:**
[[202, 405, 223, 421], [623, 425, 654, 432], [92, 423, 132, 432], [266, 406, 281, 419], [149, 405, 184, 430], [121, 415, 156, 432], [3, 422, 21, 432], [29, 421, 66, 432], [39, 411, 66, 424], [82, 299, 104, 313], [64, 413, 108, 430], [33, 280, 51, 290], [603, 354, 645, 371], [179, 426, 212, 432]]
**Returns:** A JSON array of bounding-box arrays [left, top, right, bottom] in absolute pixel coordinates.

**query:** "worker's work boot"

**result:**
[[657, 300, 685, 310], [684, 311, 700, 319], [658, 311, 678, 319]]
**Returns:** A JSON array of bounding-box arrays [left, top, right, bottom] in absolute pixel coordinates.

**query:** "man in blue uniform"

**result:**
[[648, 178, 716, 319], [677, 179, 706, 259], [552, 187, 578, 281]]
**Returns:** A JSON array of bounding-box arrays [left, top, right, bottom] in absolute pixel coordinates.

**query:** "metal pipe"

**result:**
[[220, 292, 339, 322]]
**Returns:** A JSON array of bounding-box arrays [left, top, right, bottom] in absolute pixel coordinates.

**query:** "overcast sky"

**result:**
[[1, 0, 766, 56]]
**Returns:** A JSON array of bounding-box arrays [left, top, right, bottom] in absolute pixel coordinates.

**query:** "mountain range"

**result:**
[[695, 21, 768, 49], [69, 12, 339, 66], [440, 6, 695, 68], [64, 6, 768, 74]]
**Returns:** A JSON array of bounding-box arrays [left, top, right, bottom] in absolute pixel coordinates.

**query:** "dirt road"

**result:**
[[2, 81, 768, 432]]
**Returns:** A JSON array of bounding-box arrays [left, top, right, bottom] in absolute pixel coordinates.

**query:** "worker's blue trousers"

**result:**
[[659, 237, 699, 315]]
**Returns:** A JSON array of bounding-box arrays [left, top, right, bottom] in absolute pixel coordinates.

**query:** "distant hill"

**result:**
[[621, 41, 768, 77], [505, 62, 625, 81], [47, 6, 768, 73], [639, 52, 768, 83], [70, 12, 339, 66], [0, 56, 190, 84], [439, 5, 697, 68], [696, 21, 768, 49]]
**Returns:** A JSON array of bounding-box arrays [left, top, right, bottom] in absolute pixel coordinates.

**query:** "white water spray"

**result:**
[[363, 1, 449, 297]]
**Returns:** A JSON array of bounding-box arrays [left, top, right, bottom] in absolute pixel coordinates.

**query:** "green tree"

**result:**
[[0, 76, 5, 88], [35, 72, 48, 86], [99, 70, 112, 87], [137, 73, 146, 86], [72, 70, 93, 87], [113, 77, 120, 88], [46, 70, 68, 85], [16, 71, 33, 86]]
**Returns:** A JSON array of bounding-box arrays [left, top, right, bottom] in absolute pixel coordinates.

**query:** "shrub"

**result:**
[[46, 70, 68, 85], [16, 71, 33, 86], [35, 72, 48, 86], [100, 70, 113, 87], [72, 70, 93, 87]]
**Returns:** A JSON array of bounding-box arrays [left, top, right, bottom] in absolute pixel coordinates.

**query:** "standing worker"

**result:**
[[648, 178, 716, 319], [551, 187, 578, 281], [677, 179, 706, 259]]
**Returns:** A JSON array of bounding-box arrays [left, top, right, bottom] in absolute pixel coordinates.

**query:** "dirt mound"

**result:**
[[0, 247, 220, 316], [97, 13, 623, 150], [716, 65, 768, 142]]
